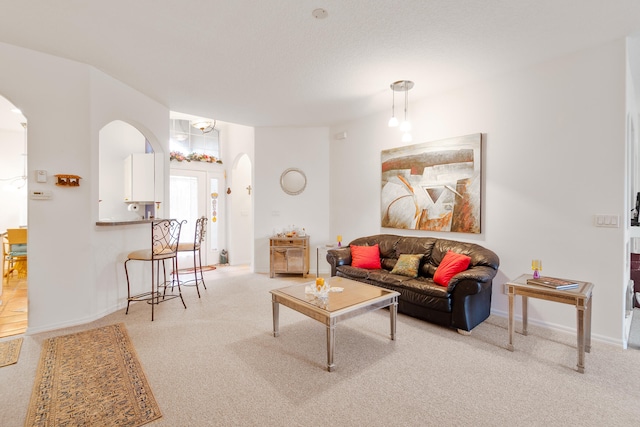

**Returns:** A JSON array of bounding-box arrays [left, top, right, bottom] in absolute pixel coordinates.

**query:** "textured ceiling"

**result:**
[[1, 0, 640, 129]]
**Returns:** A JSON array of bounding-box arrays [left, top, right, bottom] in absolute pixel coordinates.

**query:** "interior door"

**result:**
[[170, 169, 225, 267]]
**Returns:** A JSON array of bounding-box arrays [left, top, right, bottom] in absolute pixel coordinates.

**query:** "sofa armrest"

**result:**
[[447, 265, 496, 294], [326, 247, 352, 276]]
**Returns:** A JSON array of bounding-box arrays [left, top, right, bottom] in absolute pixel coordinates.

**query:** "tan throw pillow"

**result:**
[[390, 254, 423, 278]]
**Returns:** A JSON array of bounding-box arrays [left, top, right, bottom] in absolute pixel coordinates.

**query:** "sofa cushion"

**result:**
[[434, 250, 471, 286], [403, 277, 450, 298], [390, 254, 423, 277], [368, 270, 414, 286], [336, 265, 371, 279], [351, 244, 382, 269]]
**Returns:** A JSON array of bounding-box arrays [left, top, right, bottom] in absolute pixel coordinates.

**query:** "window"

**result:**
[[170, 119, 219, 158]]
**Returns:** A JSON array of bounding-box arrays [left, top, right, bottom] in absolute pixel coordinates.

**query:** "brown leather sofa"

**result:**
[[326, 234, 500, 333]]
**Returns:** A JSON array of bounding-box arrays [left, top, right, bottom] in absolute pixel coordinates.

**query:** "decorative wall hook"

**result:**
[[54, 174, 82, 186]]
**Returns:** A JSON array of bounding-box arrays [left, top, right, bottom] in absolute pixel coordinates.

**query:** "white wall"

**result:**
[[220, 122, 255, 268], [89, 69, 170, 326], [0, 41, 170, 333], [625, 38, 640, 339], [330, 39, 628, 345], [254, 127, 330, 275], [0, 36, 633, 345], [229, 154, 252, 265]]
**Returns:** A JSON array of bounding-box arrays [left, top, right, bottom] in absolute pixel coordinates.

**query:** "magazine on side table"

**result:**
[[526, 276, 579, 290]]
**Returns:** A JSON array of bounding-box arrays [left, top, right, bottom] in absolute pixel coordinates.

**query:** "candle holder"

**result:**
[[531, 259, 542, 279]]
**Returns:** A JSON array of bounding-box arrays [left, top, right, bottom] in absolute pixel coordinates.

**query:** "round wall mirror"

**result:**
[[280, 168, 307, 195]]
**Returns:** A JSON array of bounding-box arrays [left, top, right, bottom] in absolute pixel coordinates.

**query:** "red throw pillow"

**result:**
[[433, 250, 471, 286], [351, 244, 382, 269]]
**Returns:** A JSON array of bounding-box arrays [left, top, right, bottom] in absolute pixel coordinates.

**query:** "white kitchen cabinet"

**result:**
[[124, 153, 155, 202]]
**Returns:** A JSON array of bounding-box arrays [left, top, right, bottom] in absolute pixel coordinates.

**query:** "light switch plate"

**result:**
[[594, 214, 619, 228]]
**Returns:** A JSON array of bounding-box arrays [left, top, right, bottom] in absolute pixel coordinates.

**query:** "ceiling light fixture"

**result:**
[[191, 120, 216, 134], [388, 80, 414, 142]]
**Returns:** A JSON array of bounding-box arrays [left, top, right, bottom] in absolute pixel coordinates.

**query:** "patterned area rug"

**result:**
[[0, 337, 22, 367], [177, 265, 216, 273], [25, 323, 161, 426]]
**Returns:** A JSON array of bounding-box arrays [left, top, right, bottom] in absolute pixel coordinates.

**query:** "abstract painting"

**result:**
[[381, 133, 482, 233]]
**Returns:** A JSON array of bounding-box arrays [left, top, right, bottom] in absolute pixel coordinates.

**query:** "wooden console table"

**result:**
[[505, 274, 594, 373], [269, 236, 310, 278]]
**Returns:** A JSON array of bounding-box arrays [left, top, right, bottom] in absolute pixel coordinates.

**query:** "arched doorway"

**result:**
[[0, 95, 28, 338], [98, 120, 157, 222], [229, 153, 252, 266]]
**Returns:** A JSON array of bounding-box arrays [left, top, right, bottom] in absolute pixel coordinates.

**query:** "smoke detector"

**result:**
[[312, 8, 328, 19]]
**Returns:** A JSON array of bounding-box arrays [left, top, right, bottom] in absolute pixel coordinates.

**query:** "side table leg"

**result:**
[[577, 305, 586, 373], [272, 298, 280, 337], [508, 287, 515, 351], [327, 322, 336, 372], [522, 295, 528, 336], [390, 299, 398, 340], [585, 295, 592, 353]]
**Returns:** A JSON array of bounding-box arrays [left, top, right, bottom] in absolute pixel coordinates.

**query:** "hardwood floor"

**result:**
[[0, 273, 27, 338]]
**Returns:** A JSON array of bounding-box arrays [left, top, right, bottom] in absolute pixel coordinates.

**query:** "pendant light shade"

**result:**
[[191, 120, 217, 134], [389, 80, 414, 141]]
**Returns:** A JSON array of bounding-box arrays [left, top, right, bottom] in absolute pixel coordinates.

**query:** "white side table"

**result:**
[[316, 243, 338, 277]]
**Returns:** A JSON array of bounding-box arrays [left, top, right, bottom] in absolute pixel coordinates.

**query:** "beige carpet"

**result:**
[[24, 323, 161, 427], [0, 338, 22, 367], [3, 266, 640, 426]]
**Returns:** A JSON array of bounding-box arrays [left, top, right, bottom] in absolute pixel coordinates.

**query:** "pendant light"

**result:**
[[388, 87, 399, 127], [389, 80, 414, 142], [191, 120, 216, 134]]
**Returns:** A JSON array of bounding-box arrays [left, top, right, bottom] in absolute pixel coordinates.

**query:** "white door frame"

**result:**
[[170, 164, 225, 266]]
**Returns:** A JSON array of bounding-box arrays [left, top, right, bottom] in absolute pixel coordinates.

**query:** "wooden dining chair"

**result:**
[[4, 228, 27, 278], [124, 219, 186, 321]]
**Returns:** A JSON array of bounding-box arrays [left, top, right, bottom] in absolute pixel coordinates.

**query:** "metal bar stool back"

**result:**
[[177, 216, 208, 297], [124, 219, 187, 320]]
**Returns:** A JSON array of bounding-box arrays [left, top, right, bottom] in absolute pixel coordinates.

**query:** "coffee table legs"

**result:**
[[272, 298, 280, 337], [271, 294, 399, 371], [390, 298, 398, 340], [327, 323, 336, 372]]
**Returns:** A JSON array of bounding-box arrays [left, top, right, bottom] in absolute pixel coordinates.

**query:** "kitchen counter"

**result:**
[[96, 219, 161, 226]]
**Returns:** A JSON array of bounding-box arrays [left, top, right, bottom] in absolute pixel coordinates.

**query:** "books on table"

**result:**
[[526, 276, 579, 290]]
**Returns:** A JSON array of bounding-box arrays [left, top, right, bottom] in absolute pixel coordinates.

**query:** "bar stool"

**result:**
[[124, 219, 186, 321], [177, 216, 207, 297]]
